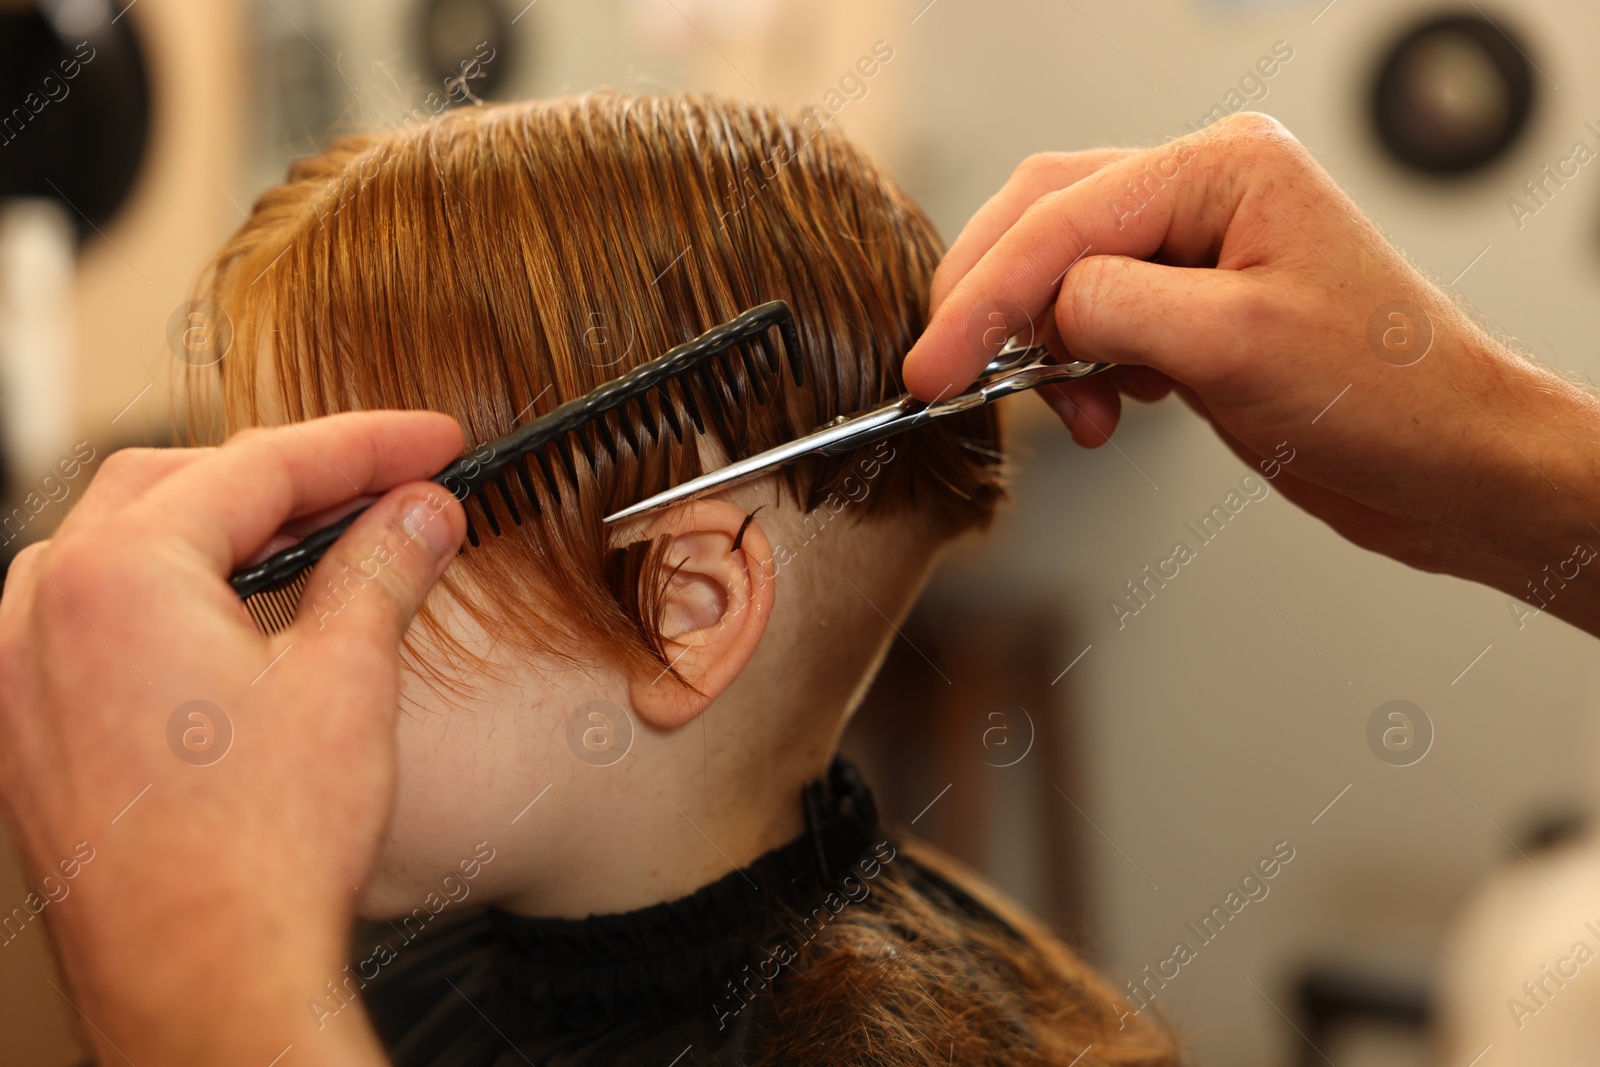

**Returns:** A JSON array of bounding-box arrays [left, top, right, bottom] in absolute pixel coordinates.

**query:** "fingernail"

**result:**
[[1046, 388, 1081, 435], [399, 491, 453, 559]]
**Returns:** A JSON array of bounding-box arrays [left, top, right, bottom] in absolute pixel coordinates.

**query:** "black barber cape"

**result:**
[[355, 759, 915, 1066]]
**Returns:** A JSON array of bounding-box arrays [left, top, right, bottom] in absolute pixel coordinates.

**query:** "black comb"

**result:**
[[230, 300, 804, 633]]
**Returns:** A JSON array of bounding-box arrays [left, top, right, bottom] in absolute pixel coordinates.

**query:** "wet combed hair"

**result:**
[[764, 840, 1181, 1067], [188, 92, 1003, 683], [188, 92, 1180, 1065]]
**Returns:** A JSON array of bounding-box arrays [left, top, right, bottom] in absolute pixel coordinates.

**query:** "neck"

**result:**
[[493, 709, 830, 919], [490, 514, 940, 920]]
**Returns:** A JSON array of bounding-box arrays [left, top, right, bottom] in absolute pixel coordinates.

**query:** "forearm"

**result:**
[[1455, 345, 1600, 637]]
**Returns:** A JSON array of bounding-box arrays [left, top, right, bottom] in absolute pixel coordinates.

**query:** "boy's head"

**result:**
[[192, 93, 1005, 917]]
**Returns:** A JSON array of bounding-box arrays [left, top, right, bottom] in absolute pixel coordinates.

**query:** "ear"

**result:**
[[625, 500, 776, 730]]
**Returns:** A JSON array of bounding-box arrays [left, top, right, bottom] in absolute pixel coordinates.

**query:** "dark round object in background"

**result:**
[[412, 0, 514, 103], [1370, 12, 1537, 177], [0, 0, 152, 238]]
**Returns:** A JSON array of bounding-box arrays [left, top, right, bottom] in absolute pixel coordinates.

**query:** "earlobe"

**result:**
[[626, 501, 776, 729]]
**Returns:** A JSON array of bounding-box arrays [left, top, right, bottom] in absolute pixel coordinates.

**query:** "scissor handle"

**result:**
[[602, 345, 1112, 524], [977, 342, 1109, 386]]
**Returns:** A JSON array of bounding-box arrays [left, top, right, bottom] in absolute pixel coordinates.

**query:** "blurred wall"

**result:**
[[0, 0, 245, 1060], [898, 2, 1600, 1066], [5, 0, 1599, 1064], [70, 0, 246, 438]]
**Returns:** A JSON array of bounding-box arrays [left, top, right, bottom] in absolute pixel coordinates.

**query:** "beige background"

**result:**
[[5, 0, 1600, 1063], [3, 0, 246, 1059]]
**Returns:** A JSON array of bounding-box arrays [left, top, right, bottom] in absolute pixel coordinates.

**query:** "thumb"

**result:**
[[291, 484, 465, 646], [1055, 254, 1260, 392]]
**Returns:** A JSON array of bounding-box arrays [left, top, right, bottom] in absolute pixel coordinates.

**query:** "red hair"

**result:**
[[187, 92, 1179, 1066], [188, 92, 1004, 681]]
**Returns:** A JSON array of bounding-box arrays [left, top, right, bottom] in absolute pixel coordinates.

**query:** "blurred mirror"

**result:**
[[412, 0, 514, 100], [1370, 12, 1537, 176]]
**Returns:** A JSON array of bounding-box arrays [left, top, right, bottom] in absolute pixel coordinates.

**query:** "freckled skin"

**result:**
[[358, 493, 947, 922], [906, 113, 1600, 636]]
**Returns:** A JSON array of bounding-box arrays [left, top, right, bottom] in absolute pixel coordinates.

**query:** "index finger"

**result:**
[[124, 411, 465, 578], [903, 115, 1303, 400], [930, 149, 1133, 313], [63, 448, 211, 533]]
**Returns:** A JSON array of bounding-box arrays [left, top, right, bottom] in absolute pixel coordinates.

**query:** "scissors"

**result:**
[[605, 341, 1111, 524]]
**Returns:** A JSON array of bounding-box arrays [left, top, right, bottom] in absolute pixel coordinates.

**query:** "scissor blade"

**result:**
[[604, 396, 917, 524], [602, 351, 1112, 525]]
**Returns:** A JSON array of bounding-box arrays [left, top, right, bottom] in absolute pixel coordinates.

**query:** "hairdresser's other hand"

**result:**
[[0, 413, 465, 1066], [904, 112, 1600, 636]]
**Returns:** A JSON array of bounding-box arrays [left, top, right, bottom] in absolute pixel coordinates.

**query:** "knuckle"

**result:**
[[1084, 147, 1137, 172], [2, 542, 46, 595], [1201, 284, 1285, 390], [40, 517, 156, 595], [1227, 282, 1284, 339], [4, 541, 47, 580], [1019, 184, 1068, 224], [1057, 256, 1110, 337], [1220, 112, 1308, 168], [33, 535, 114, 609], [92, 446, 164, 485], [1014, 149, 1129, 189], [1223, 111, 1294, 143], [1014, 151, 1069, 183], [224, 425, 274, 451], [93, 447, 138, 481]]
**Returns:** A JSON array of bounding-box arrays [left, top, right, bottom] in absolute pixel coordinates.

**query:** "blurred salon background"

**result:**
[[3, 0, 1600, 1063]]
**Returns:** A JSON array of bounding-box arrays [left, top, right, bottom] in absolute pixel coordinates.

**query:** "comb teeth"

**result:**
[[243, 568, 311, 635], [741, 346, 769, 406], [479, 489, 503, 538], [229, 301, 806, 631], [513, 454, 543, 516], [589, 418, 619, 465], [639, 387, 658, 439], [613, 408, 641, 457], [533, 447, 561, 504], [657, 384, 684, 442], [679, 379, 706, 435], [554, 437, 581, 490], [710, 354, 741, 430], [491, 471, 522, 527], [713, 350, 735, 391]]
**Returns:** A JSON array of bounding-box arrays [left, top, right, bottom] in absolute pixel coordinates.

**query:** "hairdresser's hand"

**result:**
[[0, 412, 465, 1066], [904, 112, 1600, 635]]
